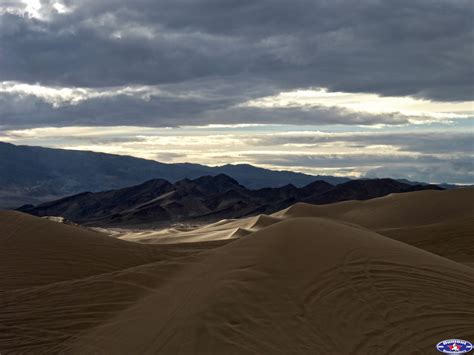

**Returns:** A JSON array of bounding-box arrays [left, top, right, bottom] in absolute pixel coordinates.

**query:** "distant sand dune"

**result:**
[[276, 188, 474, 265], [380, 216, 474, 266], [247, 214, 282, 230], [0, 189, 473, 353], [277, 188, 473, 229], [113, 213, 283, 244]]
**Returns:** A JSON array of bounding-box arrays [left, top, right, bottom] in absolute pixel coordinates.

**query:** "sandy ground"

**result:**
[[0, 188, 473, 354]]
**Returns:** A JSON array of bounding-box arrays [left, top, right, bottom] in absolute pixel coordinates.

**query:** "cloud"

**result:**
[[154, 151, 187, 161], [1, 0, 472, 101], [243, 89, 473, 121], [245, 153, 474, 184], [364, 158, 474, 184], [0, 87, 414, 128], [254, 131, 474, 154], [247, 153, 441, 169]]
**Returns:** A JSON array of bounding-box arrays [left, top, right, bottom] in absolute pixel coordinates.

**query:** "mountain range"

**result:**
[[20, 174, 442, 227], [0, 141, 349, 208]]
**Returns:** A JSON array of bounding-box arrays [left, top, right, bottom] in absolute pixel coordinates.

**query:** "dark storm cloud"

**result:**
[[1, 0, 473, 101], [0, 90, 410, 129]]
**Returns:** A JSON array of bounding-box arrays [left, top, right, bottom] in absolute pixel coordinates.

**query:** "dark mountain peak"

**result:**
[[191, 174, 241, 186], [175, 177, 194, 185], [304, 178, 443, 205], [115, 178, 174, 200], [280, 183, 298, 190], [302, 180, 334, 189], [172, 178, 203, 197], [210, 174, 241, 186], [191, 174, 244, 195], [339, 178, 406, 189], [138, 178, 173, 190], [339, 178, 443, 192], [300, 180, 335, 197]]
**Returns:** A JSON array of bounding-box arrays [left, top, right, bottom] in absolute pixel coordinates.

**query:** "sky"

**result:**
[[0, 0, 473, 183]]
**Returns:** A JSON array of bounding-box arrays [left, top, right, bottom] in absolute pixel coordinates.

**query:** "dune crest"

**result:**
[[276, 188, 474, 265], [278, 188, 473, 228]]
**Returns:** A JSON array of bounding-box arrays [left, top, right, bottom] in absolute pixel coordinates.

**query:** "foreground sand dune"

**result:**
[[0, 211, 162, 290], [0, 188, 473, 353], [0, 211, 225, 290]]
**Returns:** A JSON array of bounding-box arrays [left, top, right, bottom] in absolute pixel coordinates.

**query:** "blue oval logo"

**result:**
[[436, 339, 473, 353]]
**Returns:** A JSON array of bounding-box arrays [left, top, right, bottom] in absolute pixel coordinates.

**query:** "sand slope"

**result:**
[[0, 211, 224, 290], [0, 189, 473, 354], [277, 188, 474, 265], [380, 216, 474, 267], [278, 188, 473, 228], [113, 214, 283, 244]]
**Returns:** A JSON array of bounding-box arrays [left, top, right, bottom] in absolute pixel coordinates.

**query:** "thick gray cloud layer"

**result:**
[[0, 0, 473, 128], [1, 0, 473, 99], [0, 80, 408, 129]]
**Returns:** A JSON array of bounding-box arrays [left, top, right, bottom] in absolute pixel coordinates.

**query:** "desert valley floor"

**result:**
[[1, 188, 473, 354]]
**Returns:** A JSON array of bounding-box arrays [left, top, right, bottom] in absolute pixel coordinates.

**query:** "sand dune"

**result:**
[[277, 188, 474, 265], [379, 216, 474, 266], [0, 189, 473, 353], [113, 214, 283, 244], [69, 219, 474, 354], [0, 211, 160, 290], [0, 211, 223, 290], [278, 187, 473, 229]]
